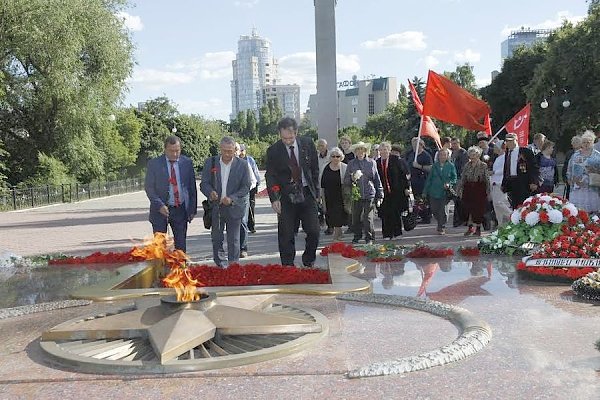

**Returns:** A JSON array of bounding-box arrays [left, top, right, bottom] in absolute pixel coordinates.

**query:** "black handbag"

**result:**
[[202, 157, 216, 229], [402, 193, 417, 231]]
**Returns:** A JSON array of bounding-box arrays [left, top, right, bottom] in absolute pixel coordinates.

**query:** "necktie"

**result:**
[[289, 145, 301, 183], [169, 160, 180, 207], [382, 159, 391, 193], [503, 149, 512, 179]]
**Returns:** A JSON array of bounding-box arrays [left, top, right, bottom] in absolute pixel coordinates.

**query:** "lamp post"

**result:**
[[540, 89, 570, 144]]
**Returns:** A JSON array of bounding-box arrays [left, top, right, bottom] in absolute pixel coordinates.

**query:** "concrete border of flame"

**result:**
[[336, 293, 492, 378], [70, 253, 370, 301]]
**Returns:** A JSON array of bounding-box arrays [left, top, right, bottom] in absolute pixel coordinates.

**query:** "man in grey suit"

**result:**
[[144, 136, 197, 252], [200, 136, 251, 267]]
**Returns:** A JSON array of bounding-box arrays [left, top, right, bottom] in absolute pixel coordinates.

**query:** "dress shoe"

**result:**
[[240, 251, 248, 258], [352, 237, 361, 244], [474, 226, 482, 236], [302, 262, 314, 269]]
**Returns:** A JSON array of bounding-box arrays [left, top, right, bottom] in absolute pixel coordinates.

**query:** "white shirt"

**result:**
[[246, 158, 257, 189], [491, 154, 505, 186], [219, 157, 233, 200]]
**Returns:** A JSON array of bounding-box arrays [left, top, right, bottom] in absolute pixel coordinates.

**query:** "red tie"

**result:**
[[289, 145, 301, 183], [169, 160, 180, 207], [382, 159, 391, 193]]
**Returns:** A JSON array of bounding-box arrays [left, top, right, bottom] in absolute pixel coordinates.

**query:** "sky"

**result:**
[[120, 0, 590, 121]]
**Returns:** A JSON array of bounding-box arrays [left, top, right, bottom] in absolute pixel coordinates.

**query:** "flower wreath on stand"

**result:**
[[479, 193, 585, 256]]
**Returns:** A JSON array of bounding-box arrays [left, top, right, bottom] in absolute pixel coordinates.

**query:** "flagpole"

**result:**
[[488, 125, 506, 143], [414, 114, 424, 163]]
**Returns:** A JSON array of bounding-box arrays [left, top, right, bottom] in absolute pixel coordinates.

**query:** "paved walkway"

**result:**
[[0, 187, 598, 400], [0, 187, 481, 261]]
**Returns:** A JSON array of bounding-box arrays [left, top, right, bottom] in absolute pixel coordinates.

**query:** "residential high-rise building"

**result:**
[[230, 29, 278, 120], [501, 28, 552, 61], [263, 84, 301, 122]]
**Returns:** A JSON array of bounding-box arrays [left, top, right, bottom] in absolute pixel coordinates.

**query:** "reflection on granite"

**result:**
[[0, 265, 122, 308]]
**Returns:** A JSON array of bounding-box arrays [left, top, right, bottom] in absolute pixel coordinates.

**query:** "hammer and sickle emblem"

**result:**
[[512, 114, 527, 130]]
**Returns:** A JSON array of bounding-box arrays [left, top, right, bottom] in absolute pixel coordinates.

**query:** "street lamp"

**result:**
[[540, 88, 571, 144], [540, 89, 570, 109]]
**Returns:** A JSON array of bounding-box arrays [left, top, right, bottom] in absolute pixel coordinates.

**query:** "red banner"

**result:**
[[408, 80, 424, 115], [503, 104, 531, 147], [422, 70, 491, 131]]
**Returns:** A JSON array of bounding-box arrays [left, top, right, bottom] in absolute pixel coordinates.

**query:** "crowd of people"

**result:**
[[144, 117, 600, 268]]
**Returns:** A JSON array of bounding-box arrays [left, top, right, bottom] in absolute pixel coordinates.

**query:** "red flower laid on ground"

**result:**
[[458, 247, 480, 257], [406, 244, 454, 258], [183, 263, 331, 287], [320, 242, 367, 259], [48, 250, 144, 265]]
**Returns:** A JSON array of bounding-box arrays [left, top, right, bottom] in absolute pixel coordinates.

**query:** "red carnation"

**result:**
[[539, 211, 549, 223], [578, 209, 590, 223], [568, 216, 578, 226]]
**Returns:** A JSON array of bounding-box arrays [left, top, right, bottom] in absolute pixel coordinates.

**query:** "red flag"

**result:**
[[408, 80, 441, 148], [422, 70, 491, 131], [408, 80, 424, 115], [503, 103, 531, 147], [420, 116, 442, 149], [484, 114, 492, 135]]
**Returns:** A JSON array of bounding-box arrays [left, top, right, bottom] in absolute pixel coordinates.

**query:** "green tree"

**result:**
[[258, 104, 271, 137], [481, 44, 547, 134], [0, 0, 134, 184], [267, 98, 283, 134], [244, 111, 258, 138], [525, 11, 600, 150]]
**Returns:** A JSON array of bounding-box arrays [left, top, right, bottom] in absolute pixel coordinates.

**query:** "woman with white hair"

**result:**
[[456, 146, 490, 236], [566, 130, 600, 212], [320, 147, 349, 240]]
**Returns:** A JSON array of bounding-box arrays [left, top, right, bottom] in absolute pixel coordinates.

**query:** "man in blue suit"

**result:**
[[201, 136, 251, 267], [144, 136, 197, 252]]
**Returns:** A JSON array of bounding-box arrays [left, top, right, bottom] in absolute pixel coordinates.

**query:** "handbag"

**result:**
[[202, 156, 216, 229], [434, 164, 457, 202], [402, 193, 417, 231]]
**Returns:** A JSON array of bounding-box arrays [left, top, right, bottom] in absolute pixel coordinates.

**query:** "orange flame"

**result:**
[[131, 232, 203, 302]]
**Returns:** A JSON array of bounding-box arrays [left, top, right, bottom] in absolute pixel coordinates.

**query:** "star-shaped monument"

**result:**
[[42, 294, 322, 363]]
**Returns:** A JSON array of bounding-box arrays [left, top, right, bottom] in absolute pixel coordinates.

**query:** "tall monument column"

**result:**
[[314, 0, 338, 147]]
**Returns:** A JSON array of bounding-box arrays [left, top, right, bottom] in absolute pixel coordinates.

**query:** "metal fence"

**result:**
[[0, 176, 145, 211]]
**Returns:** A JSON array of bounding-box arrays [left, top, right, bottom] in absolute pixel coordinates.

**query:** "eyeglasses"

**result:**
[[331, 155, 342, 158]]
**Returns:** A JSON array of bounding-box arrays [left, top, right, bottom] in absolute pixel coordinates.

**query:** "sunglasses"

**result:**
[[331, 155, 342, 158]]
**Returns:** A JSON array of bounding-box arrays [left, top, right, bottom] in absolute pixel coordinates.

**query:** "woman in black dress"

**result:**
[[376, 141, 411, 239], [321, 146, 349, 240]]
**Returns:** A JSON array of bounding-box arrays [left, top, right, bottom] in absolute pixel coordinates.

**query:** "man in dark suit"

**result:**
[[501, 132, 540, 209], [200, 136, 251, 267], [144, 135, 197, 252], [265, 117, 320, 267]]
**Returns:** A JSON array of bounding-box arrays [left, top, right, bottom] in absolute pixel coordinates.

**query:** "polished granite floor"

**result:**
[[0, 191, 598, 399]]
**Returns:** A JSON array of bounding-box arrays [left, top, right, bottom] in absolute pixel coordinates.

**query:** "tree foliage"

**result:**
[[0, 0, 134, 184]]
